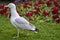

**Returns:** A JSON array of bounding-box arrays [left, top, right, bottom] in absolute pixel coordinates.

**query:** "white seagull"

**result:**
[[4, 3, 39, 38]]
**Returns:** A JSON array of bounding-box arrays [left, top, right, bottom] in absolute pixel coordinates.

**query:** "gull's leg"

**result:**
[[17, 29, 20, 38], [13, 28, 20, 39]]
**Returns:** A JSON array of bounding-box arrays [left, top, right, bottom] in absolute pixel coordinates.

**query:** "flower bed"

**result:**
[[0, 0, 60, 23]]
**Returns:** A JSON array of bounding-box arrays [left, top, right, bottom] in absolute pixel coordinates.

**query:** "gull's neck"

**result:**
[[10, 8, 19, 18]]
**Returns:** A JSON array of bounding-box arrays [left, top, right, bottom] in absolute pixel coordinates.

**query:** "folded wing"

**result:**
[[14, 17, 35, 30]]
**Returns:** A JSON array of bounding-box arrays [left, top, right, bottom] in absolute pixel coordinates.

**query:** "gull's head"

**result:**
[[4, 3, 16, 9]]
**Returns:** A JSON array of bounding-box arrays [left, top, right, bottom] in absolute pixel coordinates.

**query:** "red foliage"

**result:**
[[34, 11, 39, 15], [52, 14, 59, 19], [23, 2, 30, 8], [0, 7, 8, 18], [23, 2, 28, 5], [54, 1, 58, 6], [35, 7, 40, 11], [38, 0, 44, 4], [26, 11, 33, 16], [13, 2, 20, 5], [29, 18, 33, 21], [0, 8, 8, 14], [34, 3, 39, 7], [43, 11, 50, 16], [54, 1, 59, 7], [56, 19, 60, 23], [0, 4, 4, 9], [49, 0, 53, 1], [58, 3, 60, 8], [52, 7, 58, 14], [0, 10, 4, 14], [46, 1, 52, 6], [49, 0, 55, 1], [23, 5, 29, 8], [3, 7, 8, 13]]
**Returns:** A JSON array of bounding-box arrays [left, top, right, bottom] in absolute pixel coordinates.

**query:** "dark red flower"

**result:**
[[34, 3, 39, 7], [23, 2, 28, 5], [52, 7, 58, 14], [29, 18, 33, 21], [49, 0, 55, 1], [34, 11, 39, 15], [23, 5, 29, 8], [0, 8, 8, 14], [46, 1, 52, 6], [43, 11, 49, 16], [26, 11, 33, 16], [0, 10, 3, 14], [54, 1, 59, 7], [0, 4, 4, 9], [35, 7, 40, 11], [58, 3, 60, 8], [38, 0, 44, 4], [3, 8, 8, 13], [56, 19, 60, 23], [49, 0, 52, 1], [52, 14, 59, 19], [13, 2, 20, 5]]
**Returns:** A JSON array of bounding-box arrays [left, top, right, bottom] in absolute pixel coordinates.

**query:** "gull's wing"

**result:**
[[14, 17, 35, 30], [15, 17, 29, 24]]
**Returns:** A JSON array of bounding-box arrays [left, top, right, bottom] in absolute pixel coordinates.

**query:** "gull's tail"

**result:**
[[29, 23, 40, 33], [33, 28, 39, 33]]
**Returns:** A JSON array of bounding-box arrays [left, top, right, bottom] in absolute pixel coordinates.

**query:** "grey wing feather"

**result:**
[[15, 17, 29, 24], [14, 18, 35, 30]]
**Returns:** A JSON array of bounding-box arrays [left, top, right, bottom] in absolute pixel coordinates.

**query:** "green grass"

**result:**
[[0, 15, 60, 40]]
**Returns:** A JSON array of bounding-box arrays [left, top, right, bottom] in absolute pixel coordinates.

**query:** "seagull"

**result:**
[[4, 3, 39, 38]]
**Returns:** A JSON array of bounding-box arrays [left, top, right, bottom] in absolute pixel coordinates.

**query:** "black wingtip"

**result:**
[[34, 28, 39, 33]]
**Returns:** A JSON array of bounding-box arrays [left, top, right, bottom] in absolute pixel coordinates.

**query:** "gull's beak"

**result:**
[[4, 5, 9, 8]]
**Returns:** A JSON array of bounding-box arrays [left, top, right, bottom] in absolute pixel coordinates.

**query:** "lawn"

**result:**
[[0, 15, 60, 40]]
